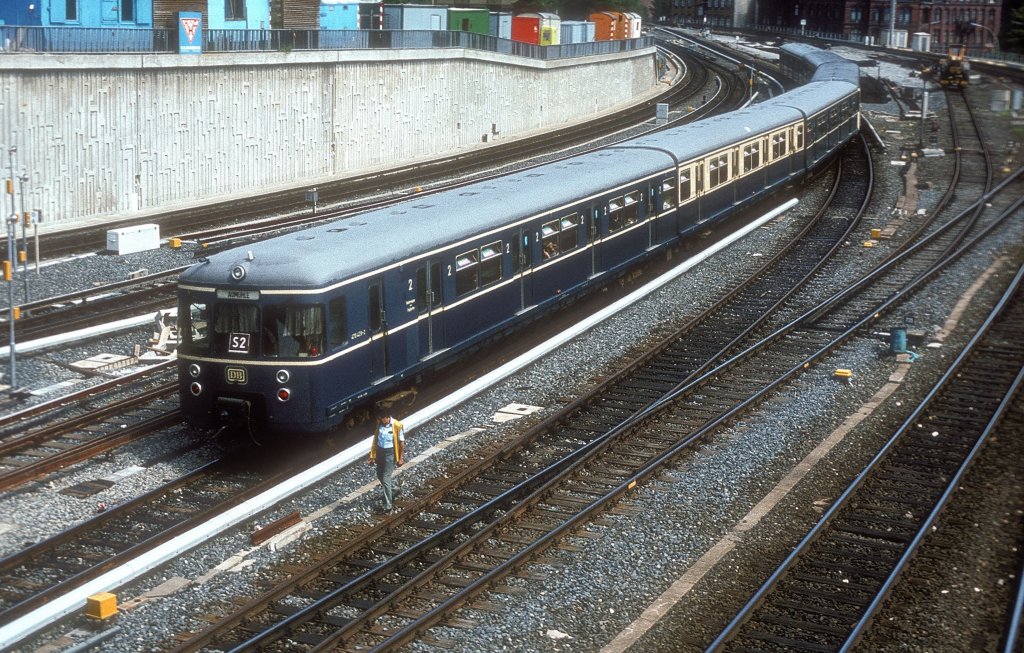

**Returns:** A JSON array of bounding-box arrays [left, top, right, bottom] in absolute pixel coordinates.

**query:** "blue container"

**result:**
[[890, 328, 907, 354]]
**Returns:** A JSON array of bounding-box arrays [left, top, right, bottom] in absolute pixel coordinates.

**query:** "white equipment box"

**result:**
[[106, 224, 160, 255]]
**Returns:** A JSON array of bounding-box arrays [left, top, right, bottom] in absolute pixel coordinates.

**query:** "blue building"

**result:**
[[0, 0, 276, 29], [320, 1, 359, 30], [0, 0, 153, 27]]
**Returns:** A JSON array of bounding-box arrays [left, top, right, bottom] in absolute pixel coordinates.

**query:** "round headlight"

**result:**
[[189, 382, 202, 396], [230, 265, 246, 281], [275, 369, 290, 384], [188, 363, 201, 378], [277, 388, 291, 402]]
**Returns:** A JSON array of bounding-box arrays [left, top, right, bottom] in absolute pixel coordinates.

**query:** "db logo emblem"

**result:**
[[225, 367, 247, 384]]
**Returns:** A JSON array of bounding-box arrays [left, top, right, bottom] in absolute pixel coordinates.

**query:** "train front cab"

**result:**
[[178, 287, 352, 433]]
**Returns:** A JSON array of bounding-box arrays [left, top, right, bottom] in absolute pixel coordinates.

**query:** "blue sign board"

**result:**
[[177, 12, 203, 54]]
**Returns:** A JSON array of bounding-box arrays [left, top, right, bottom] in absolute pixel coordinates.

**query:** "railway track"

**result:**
[[0, 126, 870, 651], [0, 268, 186, 348], [706, 261, 1024, 653], [162, 138, 884, 651], [0, 455, 300, 628], [0, 362, 178, 492], [165, 159, 1024, 652]]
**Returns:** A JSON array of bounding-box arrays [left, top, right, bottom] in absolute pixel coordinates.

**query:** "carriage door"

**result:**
[[589, 208, 602, 276], [368, 280, 389, 380], [415, 261, 443, 358], [513, 228, 533, 311]]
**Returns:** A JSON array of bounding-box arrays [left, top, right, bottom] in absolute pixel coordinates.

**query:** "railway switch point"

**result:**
[[85, 593, 118, 620]]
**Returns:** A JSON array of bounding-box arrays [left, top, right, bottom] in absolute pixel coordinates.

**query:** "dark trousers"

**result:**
[[375, 447, 397, 509]]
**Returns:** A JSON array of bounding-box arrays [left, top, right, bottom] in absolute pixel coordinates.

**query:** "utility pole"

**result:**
[[889, 0, 896, 48], [17, 172, 29, 303], [5, 145, 18, 394]]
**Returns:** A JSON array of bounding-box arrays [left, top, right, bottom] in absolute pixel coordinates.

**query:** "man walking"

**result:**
[[368, 413, 405, 512]]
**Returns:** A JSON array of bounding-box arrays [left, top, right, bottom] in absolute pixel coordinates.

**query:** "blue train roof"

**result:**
[[620, 104, 803, 160], [780, 43, 861, 85], [180, 147, 676, 291], [810, 61, 861, 85], [757, 80, 858, 115]]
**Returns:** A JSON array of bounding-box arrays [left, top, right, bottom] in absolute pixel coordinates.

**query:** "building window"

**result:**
[[66, 0, 78, 21], [121, 0, 134, 21], [226, 0, 246, 21]]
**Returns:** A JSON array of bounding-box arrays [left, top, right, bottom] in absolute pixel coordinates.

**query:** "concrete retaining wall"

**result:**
[[0, 47, 658, 231]]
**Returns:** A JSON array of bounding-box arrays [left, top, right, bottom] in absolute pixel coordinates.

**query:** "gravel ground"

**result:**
[[5, 36, 1023, 653]]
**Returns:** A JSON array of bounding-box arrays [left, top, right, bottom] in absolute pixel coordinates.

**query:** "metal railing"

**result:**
[[740, 23, 1024, 65], [0, 24, 653, 60]]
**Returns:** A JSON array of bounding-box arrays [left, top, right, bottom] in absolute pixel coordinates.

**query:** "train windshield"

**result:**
[[212, 303, 259, 357], [178, 297, 325, 358]]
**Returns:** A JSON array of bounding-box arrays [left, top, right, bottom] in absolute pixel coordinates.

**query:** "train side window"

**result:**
[[707, 153, 729, 188], [212, 303, 258, 356], [180, 299, 209, 346], [292, 305, 324, 356], [795, 125, 804, 150], [772, 132, 788, 159], [479, 241, 502, 287], [416, 267, 429, 312], [430, 262, 442, 306], [559, 214, 580, 251], [415, 265, 442, 311], [541, 219, 560, 259], [455, 250, 479, 297], [368, 283, 383, 333], [609, 193, 639, 232], [679, 170, 691, 201], [743, 142, 761, 172], [662, 177, 678, 209], [328, 297, 347, 348], [511, 237, 522, 274]]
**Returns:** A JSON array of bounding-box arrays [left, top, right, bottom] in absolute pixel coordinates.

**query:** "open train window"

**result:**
[[212, 303, 258, 357], [455, 250, 479, 297], [479, 240, 502, 286], [180, 298, 209, 346], [609, 193, 640, 232], [662, 177, 678, 209], [541, 219, 560, 259], [559, 214, 580, 251]]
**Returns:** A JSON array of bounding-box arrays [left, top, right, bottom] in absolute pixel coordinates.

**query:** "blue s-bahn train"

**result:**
[[177, 46, 861, 434]]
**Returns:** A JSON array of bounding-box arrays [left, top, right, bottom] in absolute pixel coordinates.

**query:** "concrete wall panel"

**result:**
[[0, 48, 657, 230]]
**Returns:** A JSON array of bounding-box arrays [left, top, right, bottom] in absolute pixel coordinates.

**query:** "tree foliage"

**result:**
[[1004, 1, 1024, 53]]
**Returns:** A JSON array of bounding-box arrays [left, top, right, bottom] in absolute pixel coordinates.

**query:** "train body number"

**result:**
[[228, 332, 251, 354]]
